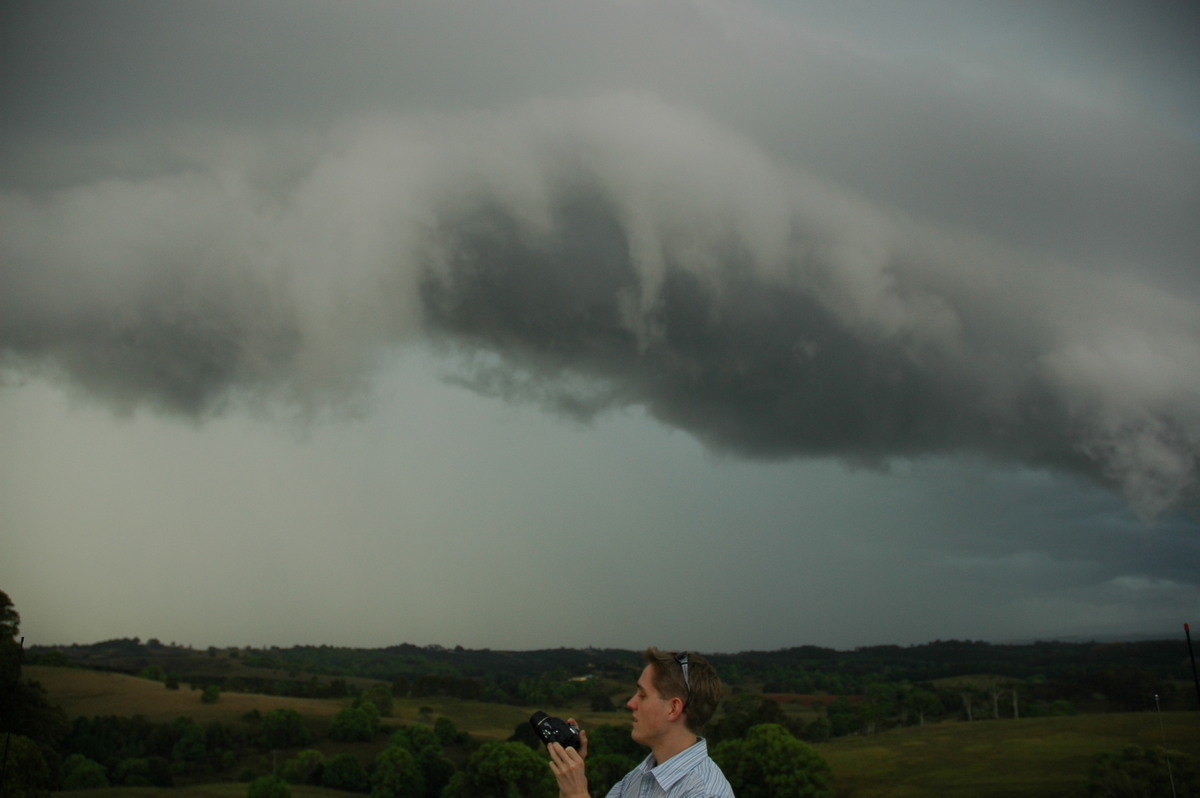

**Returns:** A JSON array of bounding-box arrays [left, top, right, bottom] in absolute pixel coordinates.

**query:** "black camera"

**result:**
[[529, 711, 581, 749]]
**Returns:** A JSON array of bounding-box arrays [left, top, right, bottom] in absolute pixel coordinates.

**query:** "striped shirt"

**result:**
[[605, 738, 734, 798]]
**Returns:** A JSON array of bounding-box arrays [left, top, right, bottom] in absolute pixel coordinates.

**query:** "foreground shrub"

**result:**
[[322, 753, 370, 793], [247, 774, 290, 798], [712, 723, 833, 798], [443, 741, 555, 798], [371, 746, 422, 798], [61, 754, 110, 790]]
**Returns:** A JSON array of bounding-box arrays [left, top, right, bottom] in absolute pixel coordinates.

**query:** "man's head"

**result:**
[[641, 647, 721, 733]]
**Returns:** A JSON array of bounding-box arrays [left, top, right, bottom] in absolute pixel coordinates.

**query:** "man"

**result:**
[[547, 647, 734, 797]]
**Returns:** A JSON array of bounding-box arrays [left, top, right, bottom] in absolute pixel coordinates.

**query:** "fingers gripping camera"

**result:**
[[529, 711, 581, 749]]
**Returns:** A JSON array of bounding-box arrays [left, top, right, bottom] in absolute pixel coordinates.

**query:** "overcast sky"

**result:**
[[2, 0, 1198, 655]]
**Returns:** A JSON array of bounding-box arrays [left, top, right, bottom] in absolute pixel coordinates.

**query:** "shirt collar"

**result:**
[[646, 738, 709, 791]]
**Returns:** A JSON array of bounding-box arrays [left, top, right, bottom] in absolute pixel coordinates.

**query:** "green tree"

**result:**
[[390, 724, 441, 752], [584, 724, 644, 761], [709, 694, 790, 742], [0, 593, 68, 747], [434, 716, 464, 746], [171, 717, 207, 766], [825, 695, 858, 737], [712, 724, 833, 798], [329, 705, 379, 742], [388, 725, 456, 798], [247, 774, 291, 798], [0, 734, 52, 798], [360, 684, 394, 717], [371, 745, 423, 798], [1, 590, 22, 691], [61, 753, 111, 790], [201, 685, 221, 704], [802, 715, 831, 743], [280, 749, 324, 784], [0, 591, 18, 640], [322, 753, 370, 793], [900, 686, 943, 726], [443, 741, 556, 798], [858, 682, 899, 734], [114, 758, 149, 787], [139, 665, 166, 682], [586, 753, 640, 797], [258, 709, 312, 749]]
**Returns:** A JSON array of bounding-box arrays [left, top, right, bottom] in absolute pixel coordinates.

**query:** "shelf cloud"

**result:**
[[4, 92, 1197, 517]]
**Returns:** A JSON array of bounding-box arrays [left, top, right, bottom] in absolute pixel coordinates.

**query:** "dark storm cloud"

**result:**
[[413, 141, 1197, 517], [420, 187, 1064, 463], [3, 92, 1199, 518], [1, 2, 1198, 520]]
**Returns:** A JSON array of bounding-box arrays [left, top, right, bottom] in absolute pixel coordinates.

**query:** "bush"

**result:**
[[434, 716, 465, 745], [443, 741, 555, 798], [258, 709, 312, 749], [361, 685, 394, 717], [371, 746, 423, 798], [712, 723, 833, 798], [330, 705, 379, 742], [323, 753, 370, 793], [201, 685, 221, 704], [586, 753, 640, 795], [139, 665, 166, 682], [114, 758, 150, 787], [280, 749, 324, 784], [387, 725, 456, 798], [61, 754, 110, 790], [171, 718, 207, 765], [247, 774, 291, 798]]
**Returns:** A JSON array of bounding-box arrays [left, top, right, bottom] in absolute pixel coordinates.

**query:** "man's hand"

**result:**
[[547, 718, 589, 798]]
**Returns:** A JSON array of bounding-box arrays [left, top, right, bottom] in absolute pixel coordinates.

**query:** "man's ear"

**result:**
[[668, 696, 686, 720]]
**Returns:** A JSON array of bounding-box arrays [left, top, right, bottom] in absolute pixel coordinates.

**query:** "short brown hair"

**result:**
[[643, 647, 721, 732]]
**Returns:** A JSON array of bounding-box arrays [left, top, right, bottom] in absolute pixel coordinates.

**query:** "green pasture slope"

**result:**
[[821, 711, 1200, 797]]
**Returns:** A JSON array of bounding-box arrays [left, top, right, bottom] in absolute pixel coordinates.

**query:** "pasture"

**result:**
[[821, 711, 1200, 797], [27, 664, 624, 743], [26, 666, 345, 726]]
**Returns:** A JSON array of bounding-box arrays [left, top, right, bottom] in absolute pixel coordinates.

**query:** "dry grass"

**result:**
[[27, 666, 343, 724], [27, 665, 625, 742]]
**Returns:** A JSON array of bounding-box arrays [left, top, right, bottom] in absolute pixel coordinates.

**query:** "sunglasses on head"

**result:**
[[675, 651, 690, 711]]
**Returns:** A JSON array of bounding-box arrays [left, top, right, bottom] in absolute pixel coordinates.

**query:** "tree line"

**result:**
[[28, 633, 1196, 714]]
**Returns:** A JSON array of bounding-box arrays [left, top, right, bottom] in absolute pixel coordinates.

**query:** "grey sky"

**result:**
[[1, 0, 1197, 652]]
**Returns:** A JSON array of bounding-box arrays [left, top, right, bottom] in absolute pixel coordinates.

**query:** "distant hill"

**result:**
[[28, 635, 1196, 714]]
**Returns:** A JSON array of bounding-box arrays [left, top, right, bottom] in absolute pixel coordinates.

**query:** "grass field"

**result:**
[[820, 711, 1200, 798], [27, 664, 626, 743], [26, 666, 345, 726]]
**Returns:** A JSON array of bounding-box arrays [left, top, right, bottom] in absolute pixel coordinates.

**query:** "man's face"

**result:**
[[626, 664, 673, 747]]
